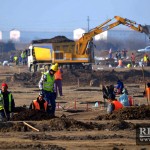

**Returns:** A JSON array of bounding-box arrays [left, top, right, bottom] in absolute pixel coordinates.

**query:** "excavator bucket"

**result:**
[[142, 25, 150, 39]]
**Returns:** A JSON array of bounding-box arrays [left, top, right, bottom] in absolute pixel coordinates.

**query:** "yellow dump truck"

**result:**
[[28, 41, 91, 72]]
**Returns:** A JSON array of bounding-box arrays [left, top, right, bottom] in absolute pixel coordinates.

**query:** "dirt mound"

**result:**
[[0, 117, 134, 132], [6, 72, 41, 87], [14, 106, 27, 113], [6, 68, 150, 87], [0, 141, 65, 150], [103, 120, 135, 131], [95, 105, 150, 120], [12, 109, 55, 121], [11, 108, 135, 132], [26, 132, 124, 141], [32, 36, 74, 44]]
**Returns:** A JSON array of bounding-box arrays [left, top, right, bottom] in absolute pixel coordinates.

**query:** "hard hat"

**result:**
[[55, 63, 58, 67], [50, 64, 58, 72], [1, 83, 8, 88], [127, 63, 131, 68]]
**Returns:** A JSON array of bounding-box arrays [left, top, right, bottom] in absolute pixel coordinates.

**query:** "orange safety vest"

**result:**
[[113, 100, 123, 110], [118, 60, 122, 66], [54, 69, 62, 80], [33, 100, 48, 111], [146, 87, 150, 101]]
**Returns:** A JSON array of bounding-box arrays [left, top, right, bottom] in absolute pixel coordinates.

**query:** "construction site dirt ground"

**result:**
[[0, 65, 150, 150]]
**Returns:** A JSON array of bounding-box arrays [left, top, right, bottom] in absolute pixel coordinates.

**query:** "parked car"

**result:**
[[137, 46, 150, 52]]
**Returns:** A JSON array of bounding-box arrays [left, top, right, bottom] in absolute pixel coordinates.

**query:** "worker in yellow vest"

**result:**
[[14, 56, 18, 65], [143, 53, 149, 66], [38, 63, 58, 116], [0, 83, 15, 121]]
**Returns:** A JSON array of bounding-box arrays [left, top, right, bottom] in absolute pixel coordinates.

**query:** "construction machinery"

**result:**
[[28, 16, 150, 72]]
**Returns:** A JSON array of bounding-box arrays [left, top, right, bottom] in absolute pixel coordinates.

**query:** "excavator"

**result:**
[[28, 16, 150, 71], [74, 16, 150, 66]]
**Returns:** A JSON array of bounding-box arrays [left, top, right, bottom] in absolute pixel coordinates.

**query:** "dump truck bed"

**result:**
[[34, 46, 52, 61]]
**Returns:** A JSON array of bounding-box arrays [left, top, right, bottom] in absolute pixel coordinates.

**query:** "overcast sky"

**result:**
[[0, 0, 150, 32]]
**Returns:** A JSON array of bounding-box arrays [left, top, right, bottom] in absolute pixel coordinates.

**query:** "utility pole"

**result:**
[[87, 16, 90, 32]]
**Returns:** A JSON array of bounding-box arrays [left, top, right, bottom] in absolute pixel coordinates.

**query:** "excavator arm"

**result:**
[[75, 16, 150, 55]]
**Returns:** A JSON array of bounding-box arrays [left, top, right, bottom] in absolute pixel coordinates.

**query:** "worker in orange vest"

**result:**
[[143, 83, 150, 104], [116, 59, 123, 68], [54, 65, 63, 96], [107, 94, 123, 114], [29, 92, 48, 112]]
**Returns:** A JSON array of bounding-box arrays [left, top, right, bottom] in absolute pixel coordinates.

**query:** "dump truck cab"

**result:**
[[28, 44, 53, 72]]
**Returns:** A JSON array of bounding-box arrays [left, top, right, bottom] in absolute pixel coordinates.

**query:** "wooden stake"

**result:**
[[74, 100, 76, 109], [23, 121, 39, 132], [78, 78, 80, 87], [86, 103, 88, 111]]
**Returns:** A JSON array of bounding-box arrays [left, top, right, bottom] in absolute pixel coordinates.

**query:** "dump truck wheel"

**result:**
[[29, 65, 33, 72], [29, 64, 37, 72], [34, 65, 38, 72]]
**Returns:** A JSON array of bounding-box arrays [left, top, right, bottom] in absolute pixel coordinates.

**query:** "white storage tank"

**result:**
[[73, 28, 85, 41], [10, 29, 20, 42], [0, 31, 2, 41]]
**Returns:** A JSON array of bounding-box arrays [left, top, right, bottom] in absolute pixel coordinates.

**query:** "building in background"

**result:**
[[2, 30, 73, 43], [0, 31, 2, 41], [94, 28, 148, 43], [10, 29, 20, 42], [73, 28, 85, 41]]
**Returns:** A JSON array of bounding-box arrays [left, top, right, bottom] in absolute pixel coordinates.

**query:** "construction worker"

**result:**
[[29, 92, 48, 112], [131, 53, 135, 67], [143, 83, 150, 104], [107, 94, 123, 114], [14, 56, 18, 65], [102, 84, 115, 107], [115, 80, 124, 94], [102, 84, 115, 99], [38, 63, 58, 116], [21, 51, 26, 65], [143, 53, 149, 66], [0, 83, 15, 121], [54, 64, 63, 96], [116, 59, 123, 68]]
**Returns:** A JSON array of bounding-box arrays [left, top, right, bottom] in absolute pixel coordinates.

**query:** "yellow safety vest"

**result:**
[[0, 93, 12, 111], [43, 72, 55, 92], [144, 56, 147, 62], [0, 94, 4, 110], [21, 52, 26, 58]]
